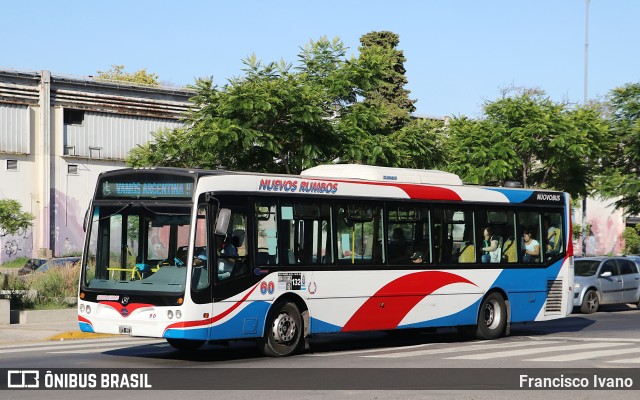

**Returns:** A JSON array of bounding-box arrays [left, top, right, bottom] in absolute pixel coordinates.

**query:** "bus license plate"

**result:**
[[119, 325, 132, 335]]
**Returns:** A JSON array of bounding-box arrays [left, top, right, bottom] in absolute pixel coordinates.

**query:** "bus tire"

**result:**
[[475, 292, 507, 340], [260, 301, 303, 357], [166, 338, 206, 351]]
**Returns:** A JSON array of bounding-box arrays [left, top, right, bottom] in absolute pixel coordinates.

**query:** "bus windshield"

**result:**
[[83, 203, 193, 294]]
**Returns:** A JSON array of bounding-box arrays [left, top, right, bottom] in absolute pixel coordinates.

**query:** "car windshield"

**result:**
[[575, 260, 601, 277], [83, 203, 193, 294]]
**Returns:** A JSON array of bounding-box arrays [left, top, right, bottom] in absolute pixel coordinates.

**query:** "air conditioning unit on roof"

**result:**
[[300, 164, 463, 186]]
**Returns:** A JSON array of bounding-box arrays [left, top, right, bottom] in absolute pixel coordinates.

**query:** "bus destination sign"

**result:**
[[100, 181, 194, 199]]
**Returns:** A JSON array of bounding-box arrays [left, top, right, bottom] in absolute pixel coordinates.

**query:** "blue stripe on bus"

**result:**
[[310, 260, 565, 332], [400, 298, 481, 329], [79, 322, 94, 333], [310, 318, 342, 334], [485, 188, 534, 203], [163, 301, 271, 341]]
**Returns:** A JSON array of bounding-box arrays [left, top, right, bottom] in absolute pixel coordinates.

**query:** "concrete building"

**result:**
[[0, 68, 194, 263]]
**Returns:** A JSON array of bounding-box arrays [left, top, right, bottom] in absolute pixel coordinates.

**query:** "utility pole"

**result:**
[[581, 0, 590, 256]]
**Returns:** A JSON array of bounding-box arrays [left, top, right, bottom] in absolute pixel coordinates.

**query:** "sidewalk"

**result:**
[[0, 312, 115, 344]]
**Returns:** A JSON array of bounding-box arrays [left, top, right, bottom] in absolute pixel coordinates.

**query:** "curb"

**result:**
[[47, 331, 118, 341]]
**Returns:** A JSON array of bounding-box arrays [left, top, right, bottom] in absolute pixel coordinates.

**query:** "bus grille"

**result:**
[[545, 279, 563, 314]]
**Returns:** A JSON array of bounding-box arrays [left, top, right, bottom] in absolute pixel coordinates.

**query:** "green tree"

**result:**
[[129, 33, 444, 174], [445, 87, 608, 198], [0, 199, 34, 236], [96, 65, 160, 86], [599, 82, 640, 215], [622, 226, 640, 254], [131, 54, 339, 174], [358, 31, 416, 131]]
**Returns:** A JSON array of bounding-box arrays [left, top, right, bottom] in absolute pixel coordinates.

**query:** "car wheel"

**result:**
[[166, 338, 205, 351], [580, 290, 599, 314], [259, 301, 303, 357]]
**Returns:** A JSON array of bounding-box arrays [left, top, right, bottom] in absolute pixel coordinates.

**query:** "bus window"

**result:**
[[215, 209, 248, 281], [387, 206, 430, 265], [192, 206, 209, 290], [279, 202, 333, 266], [543, 211, 564, 260], [336, 204, 384, 265], [256, 202, 279, 266], [433, 207, 475, 264], [519, 211, 542, 264], [478, 210, 517, 264]]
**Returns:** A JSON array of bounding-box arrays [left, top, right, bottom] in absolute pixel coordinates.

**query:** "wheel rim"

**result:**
[[272, 313, 297, 344], [483, 299, 501, 330], [586, 292, 598, 312]]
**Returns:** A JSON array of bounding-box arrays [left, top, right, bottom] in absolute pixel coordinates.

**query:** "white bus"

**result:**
[[78, 165, 573, 356]]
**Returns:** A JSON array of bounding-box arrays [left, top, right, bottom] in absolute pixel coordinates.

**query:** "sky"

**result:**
[[1, 0, 639, 118]]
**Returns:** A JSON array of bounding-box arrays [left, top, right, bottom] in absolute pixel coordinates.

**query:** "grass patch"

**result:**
[[1, 257, 29, 269], [2, 264, 79, 310]]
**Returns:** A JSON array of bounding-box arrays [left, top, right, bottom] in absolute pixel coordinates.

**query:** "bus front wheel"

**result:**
[[259, 301, 304, 357], [166, 338, 205, 351]]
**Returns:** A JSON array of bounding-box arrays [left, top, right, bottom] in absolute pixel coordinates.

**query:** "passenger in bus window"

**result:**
[[410, 251, 425, 264], [221, 234, 239, 257], [544, 217, 561, 254], [388, 227, 408, 263], [481, 227, 500, 263], [522, 230, 540, 263]]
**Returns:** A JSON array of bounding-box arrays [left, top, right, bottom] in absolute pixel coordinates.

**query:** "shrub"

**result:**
[[4, 263, 80, 310]]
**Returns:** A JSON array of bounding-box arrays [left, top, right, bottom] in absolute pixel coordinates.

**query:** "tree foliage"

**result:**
[[96, 65, 160, 86], [445, 87, 609, 198], [129, 32, 443, 174], [0, 199, 34, 236], [599, 82, 640, 215]]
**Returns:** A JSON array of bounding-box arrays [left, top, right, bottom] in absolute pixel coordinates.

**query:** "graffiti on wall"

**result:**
[[573, 199, 626, 256], [0, 227, 33, 264]]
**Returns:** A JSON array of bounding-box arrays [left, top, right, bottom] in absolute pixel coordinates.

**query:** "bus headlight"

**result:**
[[167, 310, 174, 320], [175, 310, 182, 320], [79, 304, 85, 313], [85, 305, 92, 315]]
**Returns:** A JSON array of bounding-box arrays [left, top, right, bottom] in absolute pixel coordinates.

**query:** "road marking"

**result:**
[[447, 342, 627, 360], [607, 357, 640, 364], [527, 346, 640, 362], [48, 343, 169, 354], [0, 339, 163, 354], [361, 340, 562, 359], [306, 343, 437, 357], [529, 336, 640, 343], [0, 336, 162, 350]]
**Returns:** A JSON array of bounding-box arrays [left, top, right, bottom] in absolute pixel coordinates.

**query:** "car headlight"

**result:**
[[574, 282, 581, 289]]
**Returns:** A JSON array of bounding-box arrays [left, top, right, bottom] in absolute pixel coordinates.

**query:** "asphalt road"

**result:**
[[1, 304, 639, 399]]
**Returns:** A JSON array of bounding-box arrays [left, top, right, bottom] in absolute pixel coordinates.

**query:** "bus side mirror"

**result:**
[[215, 208, 231, 236]]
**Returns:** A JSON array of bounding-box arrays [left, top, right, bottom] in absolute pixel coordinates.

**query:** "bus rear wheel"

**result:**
[[166, 338, 205, 351], [460, 292, 507, 340], [259, 301, 303, 357]]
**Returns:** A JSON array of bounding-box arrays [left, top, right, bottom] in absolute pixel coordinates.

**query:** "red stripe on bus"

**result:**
[[395, 184, 462, 201], [301, 177, 462, 201], [164, 283, 260, 331], [99, 301, 154, 317], [78, 315, 93, 327], [341, 271, 476, 332]]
